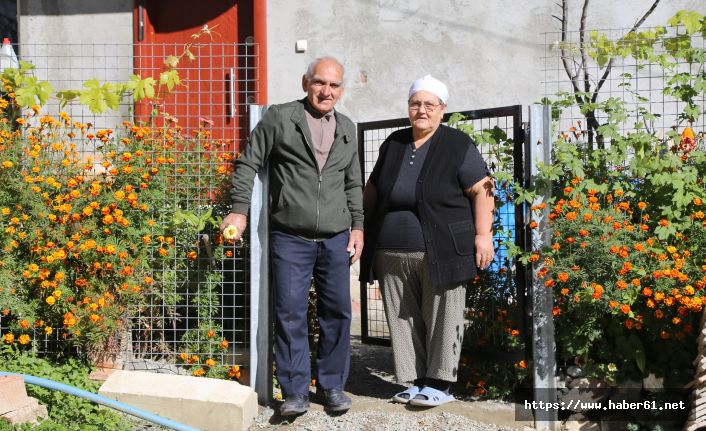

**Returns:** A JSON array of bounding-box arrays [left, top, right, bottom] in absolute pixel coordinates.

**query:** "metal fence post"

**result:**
[[248, 105, 271, 405], [528, 104, 557, 430]]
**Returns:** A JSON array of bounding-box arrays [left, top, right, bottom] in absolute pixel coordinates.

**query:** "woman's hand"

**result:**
[[475, 233, 494, 270]]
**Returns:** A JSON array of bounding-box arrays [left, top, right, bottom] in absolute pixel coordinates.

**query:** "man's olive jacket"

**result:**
[[230, 98, 364, 239]]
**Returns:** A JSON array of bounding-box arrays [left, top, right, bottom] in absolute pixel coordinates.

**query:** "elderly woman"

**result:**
[[360, 75, 495, 407]]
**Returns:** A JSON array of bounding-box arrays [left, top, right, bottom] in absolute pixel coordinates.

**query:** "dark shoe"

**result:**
[[280, 394, 309, 416], [322, 389, 352, 412]]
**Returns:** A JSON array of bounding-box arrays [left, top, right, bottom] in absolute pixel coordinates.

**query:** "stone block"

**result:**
[[0, 375, 29, 415], [0, 376, 47, 426], [2, 397, 48, 425], [99, 370, 257, 431]]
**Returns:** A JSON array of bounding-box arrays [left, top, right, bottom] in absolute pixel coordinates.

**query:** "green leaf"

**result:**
[[159, 70, 181, 92], [128, 74, 156, 101], [56, 90, 81, 109], [14, 76, 54, 107], [78, 79, 122, 113], [668, 10, 704, 34]]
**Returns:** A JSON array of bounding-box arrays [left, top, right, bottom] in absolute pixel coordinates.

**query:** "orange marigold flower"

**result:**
[[620, 304, 631, 314], [557, 272, 569, 282], [206, 330, 215, 339], [592, 284, 604, 299], [694, 197, 703, 206], [19, 319, 30, 329], [205, 358, 216, 368], [18, 334, 30, 345], [544, 279, 555, 288], [616, 280, 628, 290], [220, 339, 229, 349], [658, 219, 669, 227], [552, 306, 561, 316]]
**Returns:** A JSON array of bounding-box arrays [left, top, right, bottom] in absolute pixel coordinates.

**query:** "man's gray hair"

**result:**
[[304, 56, 345, 80]]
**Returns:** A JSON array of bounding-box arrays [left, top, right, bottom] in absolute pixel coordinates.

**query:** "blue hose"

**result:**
[[0, 371, 201, 431]]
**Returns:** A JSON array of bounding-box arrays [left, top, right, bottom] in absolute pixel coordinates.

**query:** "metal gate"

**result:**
[[357, 105, 529, 359]]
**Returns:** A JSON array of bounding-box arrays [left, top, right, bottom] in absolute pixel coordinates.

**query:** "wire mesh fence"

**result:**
[[543, 26, 706, 146], [0, 42, 259, 374]]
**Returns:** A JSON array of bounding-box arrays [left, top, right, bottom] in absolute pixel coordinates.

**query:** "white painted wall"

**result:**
[[266, 0, 705, 122], [12, 0, 705, 125], [17, 0, 134, 130]]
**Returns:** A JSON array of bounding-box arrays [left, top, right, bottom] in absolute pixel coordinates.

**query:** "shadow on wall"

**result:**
[[18, 0, 132, 15], [0, 0, 17, 46]]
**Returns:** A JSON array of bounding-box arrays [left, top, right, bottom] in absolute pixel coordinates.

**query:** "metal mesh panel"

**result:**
[[1, 43, 258, 371], [358, 107, 526, 348], [543, 28, 706, 144]]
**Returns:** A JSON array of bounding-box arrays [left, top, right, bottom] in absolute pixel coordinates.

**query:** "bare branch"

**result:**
[[560, 0, 583, 97], [580, 0, 591, 94], [593, 0, 661, 97], [552, 14, 563, 22]]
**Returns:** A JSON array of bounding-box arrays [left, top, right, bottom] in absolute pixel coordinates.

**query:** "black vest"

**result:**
[[361, 125, 479, 286]]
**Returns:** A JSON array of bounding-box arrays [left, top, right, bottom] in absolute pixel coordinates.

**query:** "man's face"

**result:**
[[302, 60, 344, 115]]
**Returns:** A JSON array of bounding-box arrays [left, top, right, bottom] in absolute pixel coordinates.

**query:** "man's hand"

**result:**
[[347, 229, 364, 265], [475, 233, 494, 270], [220, 213, 247, 242]]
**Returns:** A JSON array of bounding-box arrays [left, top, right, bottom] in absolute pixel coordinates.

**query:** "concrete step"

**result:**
[[98, 369, 257, 431]]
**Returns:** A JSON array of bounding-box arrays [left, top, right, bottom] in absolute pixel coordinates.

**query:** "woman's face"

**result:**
[[408, 90, 446, 136]]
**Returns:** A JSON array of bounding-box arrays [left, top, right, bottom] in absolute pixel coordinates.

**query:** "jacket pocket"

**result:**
[[270, 184, 287, 213], [448, 220, 475, 256]]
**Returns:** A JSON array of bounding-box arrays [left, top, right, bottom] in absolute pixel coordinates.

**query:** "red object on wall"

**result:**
[[133, 0, 257, 152]]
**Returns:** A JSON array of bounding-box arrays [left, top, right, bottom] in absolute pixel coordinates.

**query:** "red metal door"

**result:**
[[133, 0, 255, 152]]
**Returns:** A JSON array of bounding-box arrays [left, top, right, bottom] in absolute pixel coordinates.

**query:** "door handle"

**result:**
[[230, 67, 236, 119]]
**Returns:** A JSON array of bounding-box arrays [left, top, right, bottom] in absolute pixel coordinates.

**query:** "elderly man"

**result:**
[[220, 56, 363, 415]]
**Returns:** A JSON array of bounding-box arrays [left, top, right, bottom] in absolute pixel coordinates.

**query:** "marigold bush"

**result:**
[[525, 11, 706, 387], [0, 67, 240, 377]]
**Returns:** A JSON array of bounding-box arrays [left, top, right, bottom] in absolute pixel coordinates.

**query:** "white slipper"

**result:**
[[392, 385, 421, 404], [408, 386, 455, 407]]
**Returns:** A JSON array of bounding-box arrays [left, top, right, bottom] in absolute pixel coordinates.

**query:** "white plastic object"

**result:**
[[295, 39, 307, 53], [0, 38, 19, 71]]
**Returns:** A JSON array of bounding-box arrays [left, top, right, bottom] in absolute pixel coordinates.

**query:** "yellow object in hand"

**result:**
[[223, 225, 239, 240]]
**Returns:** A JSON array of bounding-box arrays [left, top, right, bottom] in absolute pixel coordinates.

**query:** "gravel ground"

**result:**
[[247, 336, 532, 431], [250, 406, 521, 431]]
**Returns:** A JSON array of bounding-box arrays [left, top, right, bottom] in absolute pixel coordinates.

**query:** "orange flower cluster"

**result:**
[[0, 102, 235, 359], [531, 175, 706, 367]]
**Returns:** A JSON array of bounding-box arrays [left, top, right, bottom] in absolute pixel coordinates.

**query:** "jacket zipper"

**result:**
[[301, 132, 323, 236], [316, 174, 322, 233], [301, 121, 342, 238]]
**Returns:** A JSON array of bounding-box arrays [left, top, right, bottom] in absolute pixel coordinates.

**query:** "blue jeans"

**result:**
[[270, 230, 351, 396]]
